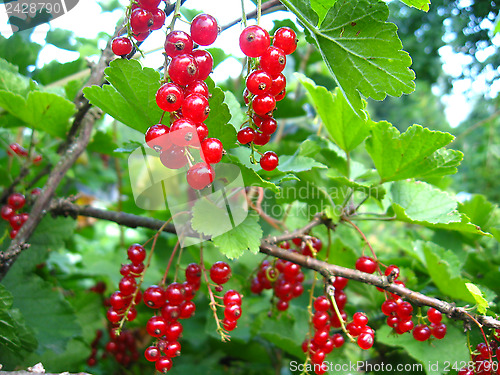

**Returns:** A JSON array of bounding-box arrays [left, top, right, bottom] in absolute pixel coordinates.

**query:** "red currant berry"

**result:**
[[246, 69, 272, 95], [260, 151, 279, 171], [160, 145, 188, 169], [314, 296, 330, 312], [381, 299, 398, 315], [164, 341, 181, 357], [276, 299, 289, 311], [185, 80, 209, 98], [156, 82, 184, 112], [179, 300, 196, 319], [223, 290, 242, 306], [412, 324, 431, 341], [33, 155, 42, 165], [386, 315, 399, 328], [201, 137, 223, 164], [146, 316, 168, 337], [127, 244, 146, 265], [165, 282, 185, 306], [396, 301, 413, 319], [145, 123, 171, 152], [191, 13, 219, 46], [143, 285, 166, 308], [192, 49, 213, 81], [332, 333, 345, 348], [182, 282, 196, 300], [126, 307, 137, 321], [314, 327, 330, 346], [165, 31, 194, 57], [138, 0, 160, 11], [155, 356, 173, 373], [151, 8, 165, 30], [273, 27, 298, 55], [333, 276, 348, 290], [323, 338, 334, 354], [7, 193, 25, 211], [353, 312, 369, 327], [109, 291, 128, 310], [222, 318, 237, 331], [275, 89, 286, 101], [9, 229, 18, 239], [106, 308, 122, 323], [165, 321, 183, 341], [250, 277, 263, 294], [185, 263, 202, 282], [119, 276, 137, 296], [130, 8, 153, 33], [169, 117, 198, 147], [161, 304, 181, 321], [144, 346, 160, 362], [186, 162, 215, 190], [1, 205, 15, 221], [224, 304, 242, 320], [269, 73, 286, 97], [133, 30, 151, 42], [9, 214, 23, 231], [182, 94, 210, 123], [239, 25, 270, 57], [112, 37, 133, 56], [347, 322, 362, 336], [432, 323, 447, 339], [398, 319, 414, 333], [357, 332, 374, 350], [311, 349, 325, 364], [237, 127, 256, 144], [427, 308, 442, 324], [458, 369, 474, 375], [196, 123, 209, 141], [168, 54, 199, 86], [355, 256, 377, 274], [252, 94, 276, 116], [385, 264, 400, 279], [260, 47, 286, 78], [259, 117, 277, 135], [210, 261, 232, 285], [7, 143, 28, 157], [312, 311, 330, 329]]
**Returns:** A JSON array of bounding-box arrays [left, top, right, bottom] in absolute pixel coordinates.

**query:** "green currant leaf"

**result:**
[[282, 0, 415, 117], [465, 283, 489, 314], [0, 284, 13, 309], [377, 324, 468, 373], [83, 59, 163, 133], [366, 122, 463, 182], [296, 73, 371, 152], [398, 0, 430, 12], [226, 154, 279, 192], [191, 198, 236, 238], [390, 180, 491, 236], [212, 213, 263, 259], [0, 91, 75, 138]]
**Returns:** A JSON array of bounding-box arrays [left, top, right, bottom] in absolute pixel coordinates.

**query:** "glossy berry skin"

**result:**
[[412, 324, 432, 341], [7, 193, 25, 210], [151, 8, 166, 30], [192, 50, 213, 80], [224, 290, 242, 306], [147, 316, 168, 337], [165, 282, 185, 306], [160, 145, 188, 169], [111, 37, 133, 56], [127, 244, 146, 265], [187, 162, 215, 190], [260, 151, 279, 171], [355, 256, 377, 274], [201, 138, 223, 164], [130, 8, 153, 33], [239, 25, 270, 57], [185, 80, 209, 98], [312, 311, 330, 329], [253, 132, 271, 146], [145, 124, 171, 152], [169, 118, 198, 147], [427, 308, 442, 324], [222, 318, 237, 331], [143, 285, 165, 308], [357, 332, 374, 350], [259, 117, 277, 135], [432, 322, 447, 339], [9, 229, 18, 239], [155, 356, 173, 373], [275, 89, 286, 101], [210, 261, 232, 285], [314, 296, 330, 312], [396, 301, 413, 319], [106, 308, 122, 323], [224, 304, 242, 320], [138, 0, 161, 11], [9, 214, 24, 231], [269, 74, 286, 96], [156, 82, 184, 112], [237, 127, 256, 144], [252, 94, 276, 116], [179, 300, 196, 319], [164, 31, 193, 57], [381, 300, 397, 316], [8, 143, 28, 157], [133, 30, 150, 42], [119, 276, 137, 296], [246, 70, 272, 95], [164, 341, 181, 357], [168, 54, 199, 86], [1, 205, 15, 221], [196, 123, 209, 141], [353, 312, 369, 327], [185, 263, 202, 282], [191, 13, 219, 45], [385, 264, 400, 279], [260, 47, 286, 78], [144, 346, 160, 362], [182, 94, 210, 123], [273, 27, 298, 55]]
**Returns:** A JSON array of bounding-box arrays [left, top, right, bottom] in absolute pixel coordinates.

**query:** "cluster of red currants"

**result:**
[[87, 327, 139, 367], [111, 0, 166, 57], [7, 143, 43, 164], [237, 25, 297, 172], [142, 263, 201, 373], [145, 14, 224, 190], [458, 337, 500, 375], [208, 261, 244, 332], [1, 193, 30, 239]]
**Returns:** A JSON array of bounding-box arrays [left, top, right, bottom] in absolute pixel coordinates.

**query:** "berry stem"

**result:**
[[343, 217, 382, 276], [240, 0, 248, 27], [246, 187, 283, 230], [161, 238, 181, 286], [463, 310, 493, 363], [257, 0, 262, 25], [200, 246, 231, 342], [325, 278, 355, 342]]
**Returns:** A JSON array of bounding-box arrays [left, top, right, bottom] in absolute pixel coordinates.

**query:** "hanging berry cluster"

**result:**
[[111, 0, 166, 56], [6, 142, 43, 164], [457, 337, 500, 375], [1, 192, 32, 239], [237, 25, 298, 172], [144, 13, 224, 190]]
